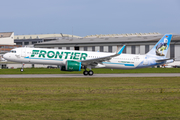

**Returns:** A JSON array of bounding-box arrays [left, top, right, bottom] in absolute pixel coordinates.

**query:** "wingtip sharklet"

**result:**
[[117, 45, 125, 54]]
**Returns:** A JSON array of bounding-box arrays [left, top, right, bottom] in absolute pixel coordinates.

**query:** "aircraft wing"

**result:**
[[80, 45, 125, 66]]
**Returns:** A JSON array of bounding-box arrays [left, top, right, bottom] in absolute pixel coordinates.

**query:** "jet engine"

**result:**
[[61, 60, 81, 71]]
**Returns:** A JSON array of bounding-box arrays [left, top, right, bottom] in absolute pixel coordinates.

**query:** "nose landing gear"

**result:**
[[20, 63, 24, 72]]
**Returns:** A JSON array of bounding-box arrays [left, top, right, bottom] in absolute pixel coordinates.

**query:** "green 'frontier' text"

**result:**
[[31, 50, 88, 60]]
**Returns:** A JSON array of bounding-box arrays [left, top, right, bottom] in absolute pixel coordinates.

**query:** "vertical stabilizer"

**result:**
[[146, 34, 172, 57]]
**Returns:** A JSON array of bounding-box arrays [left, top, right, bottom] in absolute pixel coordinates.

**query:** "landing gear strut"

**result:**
[[20, 63, 24, 72], [83, 66, 94, 76]]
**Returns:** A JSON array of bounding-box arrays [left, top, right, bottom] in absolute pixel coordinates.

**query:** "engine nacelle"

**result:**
[[61, 60, 81, 71]]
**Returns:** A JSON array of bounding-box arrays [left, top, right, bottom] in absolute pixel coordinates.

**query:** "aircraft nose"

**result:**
[[3, 53, 8, 60]]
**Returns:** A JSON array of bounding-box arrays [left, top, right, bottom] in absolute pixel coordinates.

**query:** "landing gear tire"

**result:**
[[88, 70, 94, 76], [83, 70, 94, 76], [20, 68, 24, 72], [83, 70, 89, 76]]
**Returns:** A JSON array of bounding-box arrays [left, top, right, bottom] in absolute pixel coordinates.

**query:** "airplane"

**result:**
[[3, 34, 173, 76]]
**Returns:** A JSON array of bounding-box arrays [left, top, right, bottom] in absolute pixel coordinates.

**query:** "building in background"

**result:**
[[0, 32, 21, 56], [0, 32, 15, 45], [14, 33, 81, 47]]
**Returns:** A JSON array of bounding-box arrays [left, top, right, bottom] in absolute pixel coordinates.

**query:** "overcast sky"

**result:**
[[0, 0, 180, 36]]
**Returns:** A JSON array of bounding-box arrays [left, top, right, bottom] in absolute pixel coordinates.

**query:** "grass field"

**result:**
[[0, 77, 180, 120], [0, 68, 180, 74]]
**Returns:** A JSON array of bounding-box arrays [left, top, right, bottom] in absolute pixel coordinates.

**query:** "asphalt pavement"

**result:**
[[0, 73, 180, 78]]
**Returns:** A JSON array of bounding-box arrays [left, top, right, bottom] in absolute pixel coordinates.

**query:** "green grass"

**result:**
[[0, 77, 180, 119], [0, 68, 180, 74]]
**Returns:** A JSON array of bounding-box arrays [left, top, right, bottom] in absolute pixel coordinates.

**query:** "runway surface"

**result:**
[[0, 73, 180, 78]]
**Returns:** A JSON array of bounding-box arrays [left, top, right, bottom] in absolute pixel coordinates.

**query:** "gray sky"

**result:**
[[0, 0, 180, 36]]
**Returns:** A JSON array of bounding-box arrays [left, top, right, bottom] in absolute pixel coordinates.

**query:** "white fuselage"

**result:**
[[3, 47, 166, 69]]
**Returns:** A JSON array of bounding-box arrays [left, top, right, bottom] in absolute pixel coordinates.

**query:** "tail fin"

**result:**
[[146, 34, 172, 57]]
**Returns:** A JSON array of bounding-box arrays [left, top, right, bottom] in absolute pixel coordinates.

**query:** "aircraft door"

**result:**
[[21, 48, 26, 57]]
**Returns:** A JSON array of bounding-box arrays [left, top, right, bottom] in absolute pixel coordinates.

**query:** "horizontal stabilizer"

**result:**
[[156, 58, 174, 63]]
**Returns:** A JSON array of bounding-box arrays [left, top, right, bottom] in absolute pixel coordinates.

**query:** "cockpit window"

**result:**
[[10, 50, 16, 53]]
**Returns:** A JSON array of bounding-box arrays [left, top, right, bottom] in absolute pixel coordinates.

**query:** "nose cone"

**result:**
[[3, 53, 8, 60]]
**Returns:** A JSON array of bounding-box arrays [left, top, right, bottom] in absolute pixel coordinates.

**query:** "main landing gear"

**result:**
[[20, 63, 24, 72], [83, 66, 94, 76], [83, 70, 94, 76]]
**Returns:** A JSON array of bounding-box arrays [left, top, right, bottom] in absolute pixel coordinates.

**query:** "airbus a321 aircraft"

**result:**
[[3, 34, 173, 76]]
